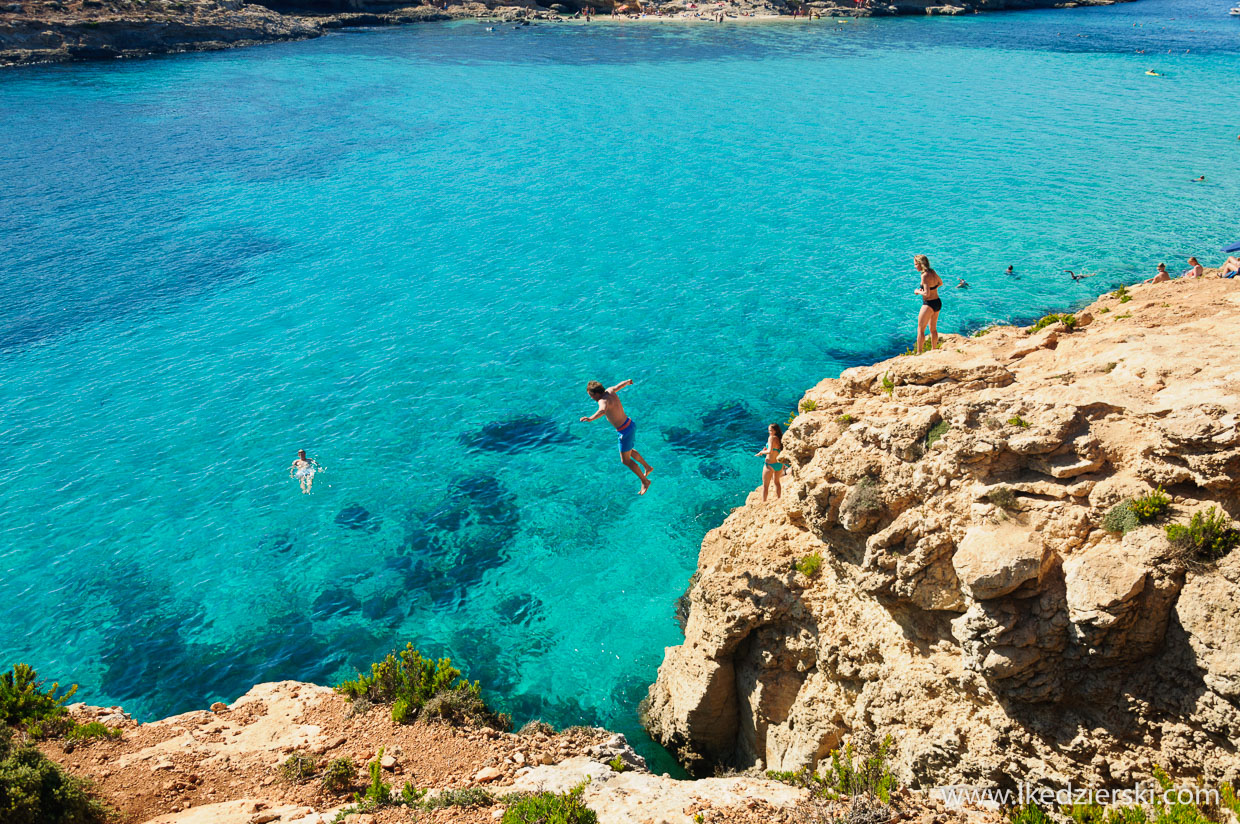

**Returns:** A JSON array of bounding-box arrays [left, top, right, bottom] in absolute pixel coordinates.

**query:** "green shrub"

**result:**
[[1113, 285, 1131, 302], [424, 786, 496, 808], [800, 399, 818, 413], [1030, 313, 1076, 333], [503, 781, 597, 824], [986, 486, 1017, 510], [881, 372, 895, 397], [278, 753, 318, 784], [1007, 416, 1030, 428], [607, 755, 627, 773], [424, 689, 510, 731], [972, 325, 998, 337], [1103, 501, 1140, 535], [837, 414, 855, 425], [1221, 783, 1239, 817], [321, 757, 356, 794], [1116, 312, 1132, 319], [0, 665, 77, 735], [1102, 361, 1117, 372], [795, 553, 823, 578], [0, 727, 107, 824], [925, 420, 950, 449], [519, 720, 555, 737], [1099, 307, 1111, 314], [356, 750, 391, 807], [768, 736, 898, 804], [1166, 507, 1240, 562], [401, 782, 428, 806], [1010, 802, 1054, 824], [63, 723, 120, 745], [1130, 486, 1170, 522], [336, 644, 501, 728]]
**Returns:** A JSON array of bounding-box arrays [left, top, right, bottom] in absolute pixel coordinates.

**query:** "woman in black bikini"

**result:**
[[914, 254, 943, 354]]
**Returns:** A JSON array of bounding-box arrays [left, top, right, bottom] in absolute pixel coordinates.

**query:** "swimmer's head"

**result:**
[[298, 449, 307, 459], [587, 380, 606, 399]]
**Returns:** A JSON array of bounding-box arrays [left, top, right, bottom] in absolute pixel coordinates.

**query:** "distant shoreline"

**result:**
[[1, 0, 1133, 69]]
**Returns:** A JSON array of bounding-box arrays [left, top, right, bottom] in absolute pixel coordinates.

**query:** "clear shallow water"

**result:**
[[1, 0, 1239, 771]]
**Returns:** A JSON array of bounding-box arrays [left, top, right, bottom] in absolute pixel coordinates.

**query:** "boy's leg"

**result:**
[[630, 448, 653, 473], [621, 452, 651, 493]]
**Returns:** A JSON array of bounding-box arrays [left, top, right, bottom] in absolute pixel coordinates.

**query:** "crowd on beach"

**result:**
[[289, 251, 1240, 503]]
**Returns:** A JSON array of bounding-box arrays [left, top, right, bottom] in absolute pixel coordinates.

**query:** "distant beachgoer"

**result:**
[[956, 278, 969, 289], [1005, 265, 1015, 276], [913, 254, 943, 354], [289, 449, 320, 494], [1221, 256, 1240, 278], [580, 379, 653, 495], [1184, 257, 1205, 278], [755, 423, 785, 501], [1146, 263, 1170, 284], [1192, 175, 1206, 182]]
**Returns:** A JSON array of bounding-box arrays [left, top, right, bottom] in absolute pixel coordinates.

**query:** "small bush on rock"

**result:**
[[1130, 486, 1171, 523], [768, 735, 898, 805], [1007, 416, 1030, 428], [503, 781, 597, 824], [1103, 501, 1140, 535], [1166, 507, 1240, 562], [924, 420, 950, 449], [800, 399, 818, 413], [986, 486, 1017, 511], [795, 553, 823, 578], [0, 665, 77, 736], [336, 643, 503, 728], [1010, 802, 1054, 824], [607, 756, 627, 773], [519, 720, 555, 737], [321, 757, 356, 794], [1030, 313, 1076, 333], [0, 726, 107, 824], [279, 753, 318, 784], [64, 723, 120, 744]]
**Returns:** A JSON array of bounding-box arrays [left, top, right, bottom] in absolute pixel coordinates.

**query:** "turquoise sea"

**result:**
[[1, 0, 1238, 770]]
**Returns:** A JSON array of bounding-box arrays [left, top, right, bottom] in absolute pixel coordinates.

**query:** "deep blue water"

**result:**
[[1, 0, 1238, 771]]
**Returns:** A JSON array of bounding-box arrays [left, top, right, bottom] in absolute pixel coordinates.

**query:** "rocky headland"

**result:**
[[643, 274, 1240, 792], [24, 679, 1007, 823], [0, 0, 1132, 68]]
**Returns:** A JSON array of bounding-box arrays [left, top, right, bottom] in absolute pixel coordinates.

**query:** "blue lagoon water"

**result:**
[[1, 0, 1238, 768]]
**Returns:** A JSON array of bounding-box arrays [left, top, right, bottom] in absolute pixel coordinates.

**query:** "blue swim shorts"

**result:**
[[617, 418, 636, 453]]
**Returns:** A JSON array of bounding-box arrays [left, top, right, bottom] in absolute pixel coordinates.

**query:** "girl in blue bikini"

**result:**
[[755, 423, 785, 501]]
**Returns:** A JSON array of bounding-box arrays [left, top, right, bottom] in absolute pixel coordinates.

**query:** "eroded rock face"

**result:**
[[644, 279, 1240, 788]]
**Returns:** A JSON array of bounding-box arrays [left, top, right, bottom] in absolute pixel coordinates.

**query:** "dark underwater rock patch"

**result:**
[[459, 415, 578, 454], [311, 586, 362, 620], [662, 400, 765, 457], [335, 504, 381, 533], [697, 459, 739, 480]]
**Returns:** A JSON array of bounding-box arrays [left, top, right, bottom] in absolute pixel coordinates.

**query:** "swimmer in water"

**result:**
[[957, 278, 970, 289], [1005, 265, 1015, 277], [580, 379, 653, 495], [1192, 175, 1205, 182], [289, 449, 320, 494]]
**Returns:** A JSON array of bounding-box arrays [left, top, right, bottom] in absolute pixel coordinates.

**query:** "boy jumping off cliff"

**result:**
[[579, 379, 653, 495]]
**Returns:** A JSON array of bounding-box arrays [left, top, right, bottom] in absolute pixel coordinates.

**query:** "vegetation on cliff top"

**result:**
[[1165, 506, 1240, 563], [336, 643, 509, 730], [1009, 768, 1239, 824], [0, 726, 108, 824], [769, 735, 898, 819]]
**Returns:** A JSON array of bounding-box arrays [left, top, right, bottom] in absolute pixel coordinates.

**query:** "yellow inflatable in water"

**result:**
[[1145, 70, 1162, 76]]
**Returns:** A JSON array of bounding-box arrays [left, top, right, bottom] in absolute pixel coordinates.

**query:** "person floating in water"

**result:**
[[1066, 269, 1095, 282], [913, 254, 943, 355], [1005, 265, 1015, 277], [755, 423, 785, 502], [289, 449, 320, 494], [1192, 175, 1205, 182], [580, 379, 653, 495], [956, 278, 970, 289]]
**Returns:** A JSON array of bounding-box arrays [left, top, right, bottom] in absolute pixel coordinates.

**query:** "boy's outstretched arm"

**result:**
[[607, 379, 634, 394], [580, 401, 606, 423]]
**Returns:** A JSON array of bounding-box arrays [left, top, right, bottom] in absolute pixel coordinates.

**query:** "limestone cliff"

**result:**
[[643, 277, 1240, 789]]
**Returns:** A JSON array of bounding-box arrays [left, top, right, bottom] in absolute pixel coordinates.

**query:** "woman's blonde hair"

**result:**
[[914, 254, 931, 270]]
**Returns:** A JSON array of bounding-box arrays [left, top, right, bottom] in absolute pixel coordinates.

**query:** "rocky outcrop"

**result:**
[[644, 278, 1240, 789], [0, 0, 548, 67]]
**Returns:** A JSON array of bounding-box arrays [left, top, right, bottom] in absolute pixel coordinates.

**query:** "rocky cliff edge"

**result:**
[[643, 276, 1240, 789]]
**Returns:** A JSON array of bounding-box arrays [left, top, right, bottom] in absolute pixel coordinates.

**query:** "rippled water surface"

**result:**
[[2, 0, 1238, 769]]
